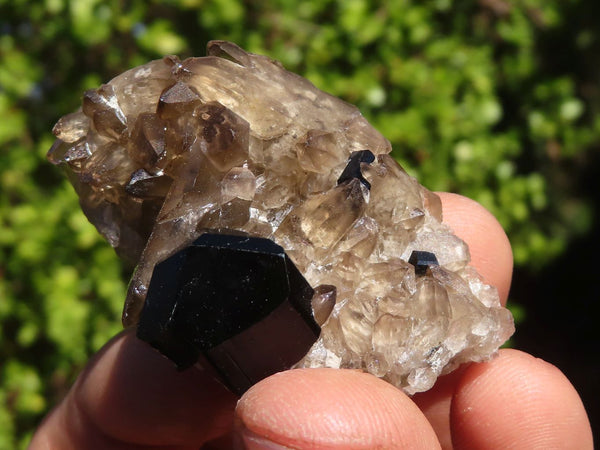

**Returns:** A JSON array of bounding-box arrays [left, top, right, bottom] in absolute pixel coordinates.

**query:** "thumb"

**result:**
[[234, 368, 440, 449]]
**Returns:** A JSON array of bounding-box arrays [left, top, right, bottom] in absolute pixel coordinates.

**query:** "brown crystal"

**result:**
[[311, 285, 337, 327], [48, 41, 514, 394]]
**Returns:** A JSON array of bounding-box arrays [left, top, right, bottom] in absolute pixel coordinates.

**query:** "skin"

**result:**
[[30, 193, 593, 449]]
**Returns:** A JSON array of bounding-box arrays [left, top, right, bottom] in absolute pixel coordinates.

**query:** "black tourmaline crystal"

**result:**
[[137, 233, 320, 395], [408, 250, 439, 276], [337, 150, 376, 189]]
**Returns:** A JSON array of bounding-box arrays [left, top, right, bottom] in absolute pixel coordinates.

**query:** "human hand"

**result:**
[[30, 193, 593, 449]]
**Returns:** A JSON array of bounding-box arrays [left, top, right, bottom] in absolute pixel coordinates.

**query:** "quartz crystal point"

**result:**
[[48, 41, 514, 394]]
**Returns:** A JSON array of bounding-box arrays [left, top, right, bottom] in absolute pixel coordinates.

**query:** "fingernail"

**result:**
[[234, 423, 292, 449]]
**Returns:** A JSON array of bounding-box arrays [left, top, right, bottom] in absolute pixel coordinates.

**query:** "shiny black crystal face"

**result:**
[[408, 250, 439, 276], [136, 233, 320, 394], [337, 149, 375, 189]]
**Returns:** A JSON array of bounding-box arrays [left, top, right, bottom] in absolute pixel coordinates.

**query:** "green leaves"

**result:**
[[69, 0, 113, 45], [136, 20, 187, 55]]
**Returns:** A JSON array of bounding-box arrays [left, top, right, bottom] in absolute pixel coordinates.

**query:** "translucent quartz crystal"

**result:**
[[48, 41, 514, 394]]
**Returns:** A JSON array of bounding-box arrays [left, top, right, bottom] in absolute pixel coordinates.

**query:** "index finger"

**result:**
[[30, 329, 237, 448]]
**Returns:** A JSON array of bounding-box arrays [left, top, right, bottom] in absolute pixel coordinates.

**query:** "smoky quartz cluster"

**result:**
[[49, 41, 514, 394]]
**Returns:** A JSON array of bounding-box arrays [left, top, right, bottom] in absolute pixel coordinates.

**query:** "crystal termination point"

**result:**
[[409, 250, 440, 276], [137, 233, 319, 395]]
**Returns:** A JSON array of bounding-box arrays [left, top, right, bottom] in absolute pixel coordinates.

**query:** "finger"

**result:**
[[412, 193, 514, 448], [30, 329, 237, 449], [451, 349, 593, 449], [435, 192, 513, 305], [410, 369, 465, 450], [235, 368, 441, 449]]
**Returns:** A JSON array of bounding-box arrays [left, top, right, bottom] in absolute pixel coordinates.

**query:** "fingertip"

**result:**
[[33, 330, 237, 448], [236, 368, 440, 449], [81, 330, 237, 445], [436, 192, 513, 305], [451, 349, 593, 450]]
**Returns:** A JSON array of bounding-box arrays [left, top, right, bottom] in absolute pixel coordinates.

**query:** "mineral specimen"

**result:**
[[48, 41, 514, 394]]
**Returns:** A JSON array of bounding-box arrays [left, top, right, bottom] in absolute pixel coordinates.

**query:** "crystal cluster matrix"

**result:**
[[48, 41, 514, 394]]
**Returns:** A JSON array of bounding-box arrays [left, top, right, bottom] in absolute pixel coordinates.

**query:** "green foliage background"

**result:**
[[0, 0, 598, 446]]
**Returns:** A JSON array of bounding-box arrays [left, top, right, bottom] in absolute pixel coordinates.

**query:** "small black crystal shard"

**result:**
[[337, 149, 376, 189], [408, 250, 439, 276], [136, 233, 320, 395]]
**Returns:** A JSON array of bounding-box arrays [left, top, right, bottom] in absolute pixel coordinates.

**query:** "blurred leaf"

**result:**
[[136, 20, 187, 55]]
